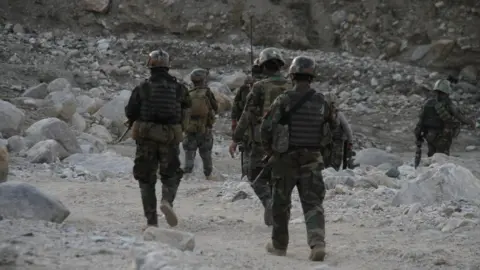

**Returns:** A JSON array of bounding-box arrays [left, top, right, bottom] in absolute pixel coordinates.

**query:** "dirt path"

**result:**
[[14, 143, 478, 270]]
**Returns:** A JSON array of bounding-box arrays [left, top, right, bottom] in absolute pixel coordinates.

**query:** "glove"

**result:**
[[231, 120, 237, 133]]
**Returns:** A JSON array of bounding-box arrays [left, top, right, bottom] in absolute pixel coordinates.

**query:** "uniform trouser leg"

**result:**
[[198, 131, 214, 176], [182, 133, 198, 173], [160, 144, 183, 206], [331, 139, 344, 171], [249, 143, 272, 206], [242, 146, 251, 181], [426, 130, 453, 157], [271, 153, 326, 250], [133, 140, 160, 225]]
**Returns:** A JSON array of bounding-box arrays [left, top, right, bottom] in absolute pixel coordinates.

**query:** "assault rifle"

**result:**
[[114, 120, 133, 144]]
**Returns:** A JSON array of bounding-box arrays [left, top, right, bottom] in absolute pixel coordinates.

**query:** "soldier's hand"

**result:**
[[229, 142, 237, 158]]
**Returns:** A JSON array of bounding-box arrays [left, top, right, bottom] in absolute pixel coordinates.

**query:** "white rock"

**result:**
[[70, 113, 87, 132], [88, 124, 113, 143], [208, 81, 232, 96], [44, 91, 77, 121], [94, 90, 130, 134], [26, 139, 69, 163], [441, 218, 469, 232], [392, 163, 480, 206], [88, 86, 107, 98], [62, 151, 133, 178], [25, 118, 82, 155], [47, 78, 72, 93], [354, 148, 403, 167], [7, 135, 25, 153], [0, 182, 70, 223], [0, 99, 25, 137], [21, 83, 49, 99], [406, 203, 422, 218], [77, 133, 107, 153], [466, 145, 476, 152], [220, 71, 247, 90], [0, 243, 19, 266], [84, 0, 111, 13], [143, 227, 195, 251], [76, 95, 104, 115]]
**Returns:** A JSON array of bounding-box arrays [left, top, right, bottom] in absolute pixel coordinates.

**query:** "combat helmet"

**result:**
[[288, 55, 316, 76], [433, 79, 452, 95], [146, 49, 170, 68], [189, 68, 208, 82], [251, 58, 263, 75], [258, 48, 285, 67]]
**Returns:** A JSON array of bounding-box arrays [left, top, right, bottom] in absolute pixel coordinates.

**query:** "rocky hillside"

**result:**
[[1, 0, 480, 76]]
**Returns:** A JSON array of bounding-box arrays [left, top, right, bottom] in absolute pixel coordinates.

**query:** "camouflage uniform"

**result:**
[[233, 48, 291, 226], [125, 49, 191, 228], [261, 56, 336, 261], [183, 69, 218, 178], [231, 76, 254, 178], [414, 79, 475, 157]]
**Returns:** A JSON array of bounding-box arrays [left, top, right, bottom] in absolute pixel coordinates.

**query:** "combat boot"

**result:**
[[265, 242, 286, 256], [160, 200, 178, 227], [263, 199, 273, 226], [309, 246, 326, 261], [205, 174, 215, 181]]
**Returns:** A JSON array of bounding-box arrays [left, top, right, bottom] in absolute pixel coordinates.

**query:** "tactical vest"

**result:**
[[189, 87, 210, 118], [421, 98, 444, 130], [287, 91, 326, 148], [139, 77, 181, 125]]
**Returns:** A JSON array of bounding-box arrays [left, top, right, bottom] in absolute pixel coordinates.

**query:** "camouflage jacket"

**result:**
[[232, 72, 291, 143], [231, 84, 251, 121]]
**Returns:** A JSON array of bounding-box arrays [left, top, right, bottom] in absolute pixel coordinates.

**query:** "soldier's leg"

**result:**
[[297, 161, 326, 261], [249, 143, 272, 206], [182, 133, 198, 173], [435, 133, 453, 156], [198, 130, 214, 178], [158, 143, 183, 227], [243, 145, 251, 181], [133, 140, 160, 227], [267, 154, 296, 255], [322, 144, 332, 169], [331, 140, 343, 171]]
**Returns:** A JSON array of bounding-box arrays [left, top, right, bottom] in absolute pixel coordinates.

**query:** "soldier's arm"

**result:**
[[231, 87, 245, 121], [124, 85, 142, 122], [206, 89, 218, 114], [244, 82, 264, 117], [180, 84, 192, 109], [260, 95, 285, 150], [414, 107, 425, 139], [337, 111, 353, 142]]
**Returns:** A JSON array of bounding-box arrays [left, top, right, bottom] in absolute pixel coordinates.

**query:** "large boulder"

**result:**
[[392, 163, 480, 206], [0, 146, 8, 183], [354, 148, 403, 167], [7, 135, 26, 153], [94, 90, 131, 135], [44, 91, 77, 121], [25, 118, 82, 155], [220, 71, 247, 90], [76, 95, 104, 115], [47, 78, 72, 93], [87, 124, 113, 143], [208, 82, 233, 114], [0, 100, 25, 137], [77, 133, 107, 153], [25, 140, 69, 163], [143, 227, 195, 252], [0, 182, 70, 223], [62, 151, 133, 178], [21, 83, 49, 99]]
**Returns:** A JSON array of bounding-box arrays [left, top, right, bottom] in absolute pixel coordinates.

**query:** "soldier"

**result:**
[[125, 49, 191, 229], [230, 59, 263, 179], [261, 55, 336, 261], [230, 48, 292, 226], [183, 68, 218, 180], [324, 93, 353, 170], [414, 79, 476, 157]]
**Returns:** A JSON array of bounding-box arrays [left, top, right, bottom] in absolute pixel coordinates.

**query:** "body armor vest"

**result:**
[[287, 91, 326, 148], [261, 77, 292, 115], [422, 98, 444, 130], [139, 76, 181, 125]]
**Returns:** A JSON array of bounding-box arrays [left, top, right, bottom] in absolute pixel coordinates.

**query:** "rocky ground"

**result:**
[[2, 1, 480, 269]]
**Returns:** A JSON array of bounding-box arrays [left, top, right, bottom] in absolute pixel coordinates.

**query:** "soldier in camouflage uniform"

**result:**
[[261, 56, 335, 261], [324, 93, 353, 170], [125, 49, 191, 229], [183, 68, 218, 180], [230, 59, 264, 179], [414, 79, 476, 157], [230, 48, 292, 226]]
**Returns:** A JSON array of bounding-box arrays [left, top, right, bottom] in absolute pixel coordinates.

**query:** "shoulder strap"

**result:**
[[279, 89, 315, 124]]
